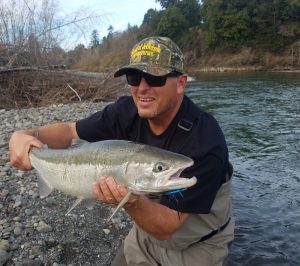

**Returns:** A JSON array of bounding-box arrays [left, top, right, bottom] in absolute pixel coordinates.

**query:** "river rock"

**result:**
[[14, 226, 23, 236], [36, 221, 53, 233], [0, 249, 9, 265], [0, 239, 9, 251]]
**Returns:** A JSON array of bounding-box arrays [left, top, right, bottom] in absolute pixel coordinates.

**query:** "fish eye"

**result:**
[[153, 162, 167, 173]]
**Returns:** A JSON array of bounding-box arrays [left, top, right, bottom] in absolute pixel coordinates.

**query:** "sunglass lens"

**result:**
[[126, 74, 141, 86], [144, 75, 166, 87], [126, 72, 168, 87]]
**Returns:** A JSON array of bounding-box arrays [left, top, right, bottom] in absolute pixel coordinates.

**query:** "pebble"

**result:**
[[36, 221, 53, 233], [0, 249, 10, 265], [0, 190, 9, 197], [0, 239, 10, 251], [14, 226, 23, 236], [103, 228, 111, 235]]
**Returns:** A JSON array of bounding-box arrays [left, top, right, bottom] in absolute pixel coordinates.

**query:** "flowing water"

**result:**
[[186, 72, 300, 266]]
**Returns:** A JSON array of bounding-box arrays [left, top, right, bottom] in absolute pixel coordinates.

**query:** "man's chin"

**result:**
[[137, 110, 157, 119]]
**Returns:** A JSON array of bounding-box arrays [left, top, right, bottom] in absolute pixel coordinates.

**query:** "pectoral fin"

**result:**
[[66, 198, 96, 216], [66, 198, 83, 216], [107, 191, 132, 222], [37, 175, 54, 198]]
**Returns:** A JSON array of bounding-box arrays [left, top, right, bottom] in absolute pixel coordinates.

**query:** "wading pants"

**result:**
[[111, 177, 234, 266]]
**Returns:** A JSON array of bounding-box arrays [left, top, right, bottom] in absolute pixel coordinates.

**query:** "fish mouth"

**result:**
[[131, 160, 196, 194], [162, 163, 197, 190], [157, 160, 195, 188]]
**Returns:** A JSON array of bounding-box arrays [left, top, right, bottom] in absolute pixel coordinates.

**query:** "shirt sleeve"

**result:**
[[76, 96, 137, 141]]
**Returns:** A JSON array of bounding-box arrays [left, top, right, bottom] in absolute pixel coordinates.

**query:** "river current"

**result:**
[[186, 72, 300, 266]]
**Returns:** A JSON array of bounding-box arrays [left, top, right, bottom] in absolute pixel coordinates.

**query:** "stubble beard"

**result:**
[[138, 101, 176, 122]]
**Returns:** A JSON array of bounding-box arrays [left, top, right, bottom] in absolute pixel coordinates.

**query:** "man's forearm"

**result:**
[[28, 122, 78, 148], [124, 196, 189, 240]]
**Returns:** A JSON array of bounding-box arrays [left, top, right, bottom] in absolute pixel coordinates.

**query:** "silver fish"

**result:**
[[29, 139, 197, 220]]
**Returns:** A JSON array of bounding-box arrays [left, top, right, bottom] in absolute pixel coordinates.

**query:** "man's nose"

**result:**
[[138, 77, 151, 91]]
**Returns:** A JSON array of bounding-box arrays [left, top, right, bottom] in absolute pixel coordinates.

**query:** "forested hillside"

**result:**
[[0, 0, 299, 74], [76, 0, 300, 72]]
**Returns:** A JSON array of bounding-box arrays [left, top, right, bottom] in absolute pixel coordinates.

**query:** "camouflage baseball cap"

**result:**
[[114, 36, 185, 77]]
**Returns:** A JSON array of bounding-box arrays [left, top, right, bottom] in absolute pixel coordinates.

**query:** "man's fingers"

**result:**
[[93, 176, 127, 205], [30, 138, 44, 149], [105, 176, 125, 202], [9, 133, 44, 170], [92, 181, 105, 201]]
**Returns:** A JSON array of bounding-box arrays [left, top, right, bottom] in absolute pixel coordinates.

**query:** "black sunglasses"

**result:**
[[126, 71, 181, 87]]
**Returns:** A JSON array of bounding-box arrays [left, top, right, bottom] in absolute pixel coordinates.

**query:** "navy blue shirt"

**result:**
[[76, 95, 229, 214]]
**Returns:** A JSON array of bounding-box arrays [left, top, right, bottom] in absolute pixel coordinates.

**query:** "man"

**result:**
[[9, 37, 234, 266]]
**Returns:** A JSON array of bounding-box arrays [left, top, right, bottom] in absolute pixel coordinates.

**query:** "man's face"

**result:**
[[129, 72, 187, 121]]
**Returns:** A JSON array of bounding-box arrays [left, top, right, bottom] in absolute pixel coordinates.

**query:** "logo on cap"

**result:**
[[131, 43, 162, 63], [114, 36, 185, 77]]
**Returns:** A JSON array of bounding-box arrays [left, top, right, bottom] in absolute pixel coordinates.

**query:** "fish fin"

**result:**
[[66, 198, 83, 216], [66, 198, 96, 216], [107, 191, 132, 222], [70, 139, 88, 148], [37, 175, 53, 198], [80, 199, 96, 210]]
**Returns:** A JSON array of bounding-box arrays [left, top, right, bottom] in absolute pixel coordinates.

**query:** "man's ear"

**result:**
[[177, 74, 188, 94]]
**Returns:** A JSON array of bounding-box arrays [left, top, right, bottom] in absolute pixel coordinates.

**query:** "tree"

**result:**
[[175, 0, 202, 27], [155, 0, 179, 9], [217, 7, 251, 48], [156, 6, 189, 43], [142, 8, 163, 30], [90, 29, 100, 48], [0, 0, 105, 66], [107, 25, 114, 37], [201, 0, 223, 48]]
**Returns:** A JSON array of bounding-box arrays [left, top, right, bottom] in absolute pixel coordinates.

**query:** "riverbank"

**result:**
[[188, 66, 300, 74], [0, 102, 131, 266], [187, 47, 300, 75]]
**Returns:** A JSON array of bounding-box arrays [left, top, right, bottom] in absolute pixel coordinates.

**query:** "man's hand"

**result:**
[[92, 176, 139, 207], [92, 176, 189, 240], [9, 130, 44, 170], [9, 122, 79, 171]]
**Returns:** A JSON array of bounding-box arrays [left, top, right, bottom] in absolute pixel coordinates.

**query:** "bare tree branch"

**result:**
[[67, 83, 81, 102]]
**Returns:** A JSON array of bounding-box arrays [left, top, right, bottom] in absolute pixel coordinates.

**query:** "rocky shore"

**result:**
[[0, 102, 132, 266]]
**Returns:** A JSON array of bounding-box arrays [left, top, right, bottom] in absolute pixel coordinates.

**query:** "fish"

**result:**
[[29, 139, 197, 220]]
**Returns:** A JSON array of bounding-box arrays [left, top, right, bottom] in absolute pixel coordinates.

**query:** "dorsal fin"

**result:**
[[70, 139, 88, 148]]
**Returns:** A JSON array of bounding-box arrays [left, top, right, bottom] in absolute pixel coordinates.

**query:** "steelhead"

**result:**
[[29, 139, 197, 220]]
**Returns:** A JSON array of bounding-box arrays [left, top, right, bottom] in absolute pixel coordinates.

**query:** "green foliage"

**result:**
[[142, 8, 163, 31], [201, 0, 300, 51], [142, 1, 201, 40], [155, 0, 179, 9], [175, 0, 202, 27], [217, 7, 251, 48], [156, 6, 189, 43], [201, 0, 223, 48], [89, 29, 100, 48]]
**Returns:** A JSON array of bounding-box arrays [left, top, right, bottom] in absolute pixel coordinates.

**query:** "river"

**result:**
[[186, 72, 300, 266]]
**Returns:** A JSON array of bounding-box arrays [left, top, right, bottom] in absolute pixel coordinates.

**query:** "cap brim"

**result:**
[[114, 63, 174, 77]]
